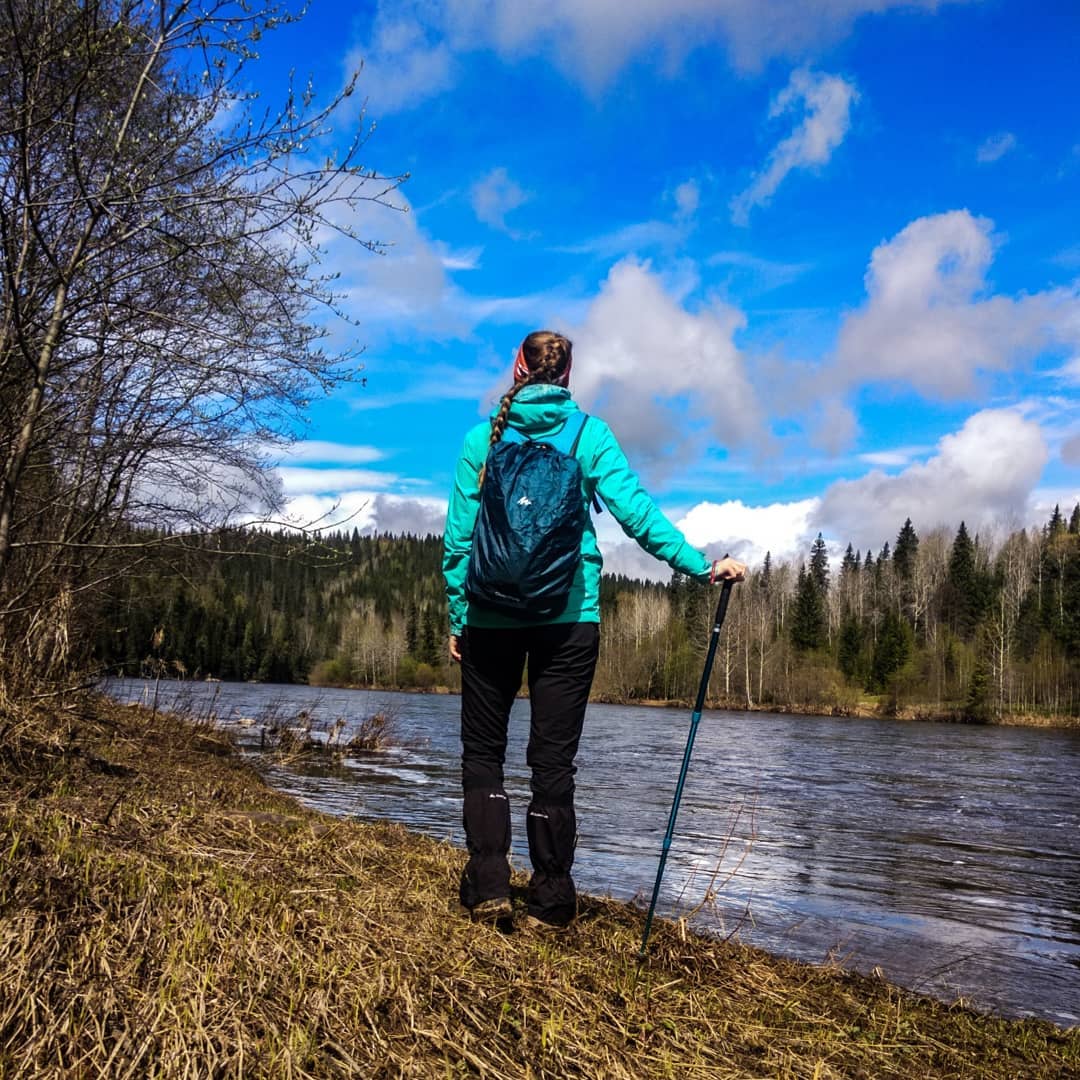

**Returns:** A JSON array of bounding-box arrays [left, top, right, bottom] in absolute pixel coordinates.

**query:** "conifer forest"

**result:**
[[95, 505, 1080, 724]]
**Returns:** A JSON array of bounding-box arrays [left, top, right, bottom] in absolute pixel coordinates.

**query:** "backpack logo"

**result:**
[[466, 413, 591, 620]]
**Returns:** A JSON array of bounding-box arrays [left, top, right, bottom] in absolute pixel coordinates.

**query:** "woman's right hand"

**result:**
[[710, 556, 747, 584], [449, 635, 462, 663]]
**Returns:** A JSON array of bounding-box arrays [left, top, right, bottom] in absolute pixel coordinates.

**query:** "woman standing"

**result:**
[[442, 330, 745, 929]]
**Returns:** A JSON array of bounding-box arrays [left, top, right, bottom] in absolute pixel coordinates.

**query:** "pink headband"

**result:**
[[513, 344, 571, 387]]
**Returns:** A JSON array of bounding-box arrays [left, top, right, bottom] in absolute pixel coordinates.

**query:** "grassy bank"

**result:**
[[1, 696, 1077, 1078]]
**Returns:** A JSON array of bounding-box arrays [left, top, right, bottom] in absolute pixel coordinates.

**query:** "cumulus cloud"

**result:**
[[677, 497, 819, 566], [809, 398, 858, 454], [568, 258, 764, 467], [976, 131, 1017, 164], [281, 491, 448, 535], [730, 69, 857, 225], [814, 409, 1049, 550], [312, 178, 476, 340], [833, 210, 1080, 398], [471, 167, 530, 233], [589, 495, 814, 579]]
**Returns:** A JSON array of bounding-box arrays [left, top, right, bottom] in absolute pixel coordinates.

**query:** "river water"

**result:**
[[108, 678, 1080, 1027]]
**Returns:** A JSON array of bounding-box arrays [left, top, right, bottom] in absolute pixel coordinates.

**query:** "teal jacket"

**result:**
[[442, 385, 712, 635]]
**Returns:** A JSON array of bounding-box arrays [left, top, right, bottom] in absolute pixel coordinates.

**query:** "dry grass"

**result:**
[[1, 694, 1077, 1079]]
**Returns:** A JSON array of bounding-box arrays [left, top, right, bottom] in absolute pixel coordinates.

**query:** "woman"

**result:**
[[442, 330, 745, 929]]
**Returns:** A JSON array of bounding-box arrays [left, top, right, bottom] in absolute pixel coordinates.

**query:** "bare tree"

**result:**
[[0, 0, 403, 678]]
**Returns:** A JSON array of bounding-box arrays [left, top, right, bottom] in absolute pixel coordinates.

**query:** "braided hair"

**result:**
[[479, 330, 572, 486]]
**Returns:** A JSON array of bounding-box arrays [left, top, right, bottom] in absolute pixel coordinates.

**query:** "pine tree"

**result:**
[[761, 551, 772, 593], [1069, 504, 1080, 535]]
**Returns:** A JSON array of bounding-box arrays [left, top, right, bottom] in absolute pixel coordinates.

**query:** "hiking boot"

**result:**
[[522, 913, 574, 934], [469, 897, 512, 924]]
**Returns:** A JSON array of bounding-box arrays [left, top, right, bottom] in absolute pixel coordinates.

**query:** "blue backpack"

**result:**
[[465, 413, 591, 620]]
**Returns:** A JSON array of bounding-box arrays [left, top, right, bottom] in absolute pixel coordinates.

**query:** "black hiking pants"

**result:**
[[458, 621, 600, 925]]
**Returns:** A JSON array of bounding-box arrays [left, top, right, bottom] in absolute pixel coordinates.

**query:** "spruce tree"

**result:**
[[868, 610, 912, 692], [944, 521, 984, 640], [841, 543, 858, 576], [791, 564, 826, 651], [837, 616, 862, 680], [893, 518, 919, 580], [1047, 504, 1066, 538], [1069, 504, 1080, 535], [809, 533, 830, 593]]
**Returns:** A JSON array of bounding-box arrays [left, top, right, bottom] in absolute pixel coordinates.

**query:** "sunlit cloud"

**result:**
[[731, 69, 858, 225]]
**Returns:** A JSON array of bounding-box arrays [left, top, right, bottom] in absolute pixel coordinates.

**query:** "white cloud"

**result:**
[[677, 497, 820, 566], [809, 398, 858, 454], [556, 220, 687, 259], [345, 13, 455, 113], [589, 495, 815, 579], [976, 131, 1017, 164], [833, 210, 1080, 398], [568, 258, 765, 467], [313, 179, 477, 339], [858, 444, 932, 468], [275, 441, 386, 465], [277, 467, 398, 496], [1053, 356, 1080, 385], [1062, 433, 1080, 466], [280, 490, 447, 535], [706, 249, 811, 293], [349, 1, 957, 111], [673, 179, 701, 219], [814, 409, 1049, 550], [470, 167, 530, 233], [730, 69, 858, 225]]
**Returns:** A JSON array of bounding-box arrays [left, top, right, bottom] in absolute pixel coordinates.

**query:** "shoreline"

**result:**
[[3, 692, 1076, 1077], [288, 675, 1080, 730]]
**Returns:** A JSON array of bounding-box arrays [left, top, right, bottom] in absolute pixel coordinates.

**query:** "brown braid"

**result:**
[[478, 330, 572, 486]]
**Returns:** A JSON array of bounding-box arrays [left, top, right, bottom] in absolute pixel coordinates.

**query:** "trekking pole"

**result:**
[[637, 571, 737, 965]]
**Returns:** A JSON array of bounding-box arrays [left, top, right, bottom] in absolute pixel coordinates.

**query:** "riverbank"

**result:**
[[304, 675, 1080, 730], [3, 694, 1076, 1078]]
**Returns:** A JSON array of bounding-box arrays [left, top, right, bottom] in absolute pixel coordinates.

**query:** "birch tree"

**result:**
[[0, 0, 402, 676]]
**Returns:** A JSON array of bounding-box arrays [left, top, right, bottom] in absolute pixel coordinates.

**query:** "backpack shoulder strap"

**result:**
[[567, 412, 589, 457]]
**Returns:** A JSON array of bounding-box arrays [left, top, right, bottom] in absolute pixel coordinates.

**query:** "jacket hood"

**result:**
[[491, 384, 580, 437]]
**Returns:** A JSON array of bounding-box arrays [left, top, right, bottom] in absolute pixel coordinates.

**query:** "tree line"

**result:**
[[95, 505, 1080, 723]]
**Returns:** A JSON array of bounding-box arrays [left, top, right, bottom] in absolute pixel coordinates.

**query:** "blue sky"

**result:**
[[251, 0, 1080, 576]]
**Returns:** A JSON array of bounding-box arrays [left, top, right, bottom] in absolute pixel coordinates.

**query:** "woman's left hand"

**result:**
[[710, 556, 747, 584]]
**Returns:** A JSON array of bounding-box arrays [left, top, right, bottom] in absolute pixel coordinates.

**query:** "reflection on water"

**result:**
[[108, 678, 1080, 1026]]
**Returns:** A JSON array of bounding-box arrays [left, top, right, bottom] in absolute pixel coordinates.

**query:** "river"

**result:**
[[108, 678, 1080, 1027]]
